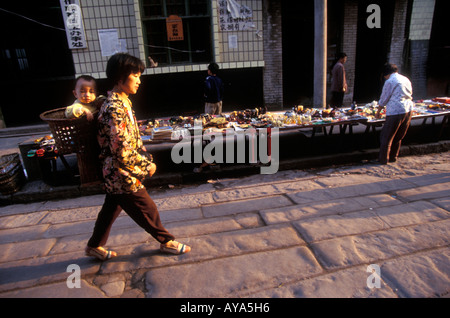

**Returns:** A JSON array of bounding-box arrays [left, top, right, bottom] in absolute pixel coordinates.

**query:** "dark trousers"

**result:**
[[379, 112, 412, 164], [87, 188, 174, 248], [330, 91, 345, 108]]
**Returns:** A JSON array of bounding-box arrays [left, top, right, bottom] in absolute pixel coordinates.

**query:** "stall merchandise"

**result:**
[[135, 97, 449, 143]]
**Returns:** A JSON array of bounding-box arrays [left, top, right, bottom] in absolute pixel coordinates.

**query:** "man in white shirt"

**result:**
[[376, 63, 413, 164]]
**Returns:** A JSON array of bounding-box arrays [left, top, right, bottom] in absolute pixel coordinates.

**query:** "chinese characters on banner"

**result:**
[[59, 0, 87, 49], [218, 0, 255, 32]]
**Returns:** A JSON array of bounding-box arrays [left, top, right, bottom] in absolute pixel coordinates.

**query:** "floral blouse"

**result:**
[[97, 92, 152, 194]]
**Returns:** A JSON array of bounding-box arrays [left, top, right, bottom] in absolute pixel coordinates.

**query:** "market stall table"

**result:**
[[361, 109, 450, 135]]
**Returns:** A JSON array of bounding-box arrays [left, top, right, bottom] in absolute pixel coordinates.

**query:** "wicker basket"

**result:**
[[0, 153, 26, 195], [40, 107, 98, 155]]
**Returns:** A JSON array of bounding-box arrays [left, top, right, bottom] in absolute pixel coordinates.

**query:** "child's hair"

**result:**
[[208, 62, 219, 75], [106, 53, 145, 85], [74, 75, 97, 90]]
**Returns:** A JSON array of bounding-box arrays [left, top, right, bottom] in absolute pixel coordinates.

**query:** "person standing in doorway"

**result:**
[[330, 53, 348, 108], [204, 62, 224, 115], [375, 63, 413, 165]]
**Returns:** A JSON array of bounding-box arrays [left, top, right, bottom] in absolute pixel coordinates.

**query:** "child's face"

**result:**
[[73, 79, 96, 104]]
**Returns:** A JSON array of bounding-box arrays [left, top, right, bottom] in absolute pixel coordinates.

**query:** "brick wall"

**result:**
[[388, 0, 409, 72], [262, 0, 283, 109], [341, 0, 358, 106]]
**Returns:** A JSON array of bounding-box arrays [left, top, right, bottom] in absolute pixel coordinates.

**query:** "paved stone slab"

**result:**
[[287, 179, 412, 204], [0, 211, 48, 229], [431, 197, 450, 212], [212, 184, 281, 202], [43, 220, 97, 239], [49, 227, 149, 256], [0, 280, 105, 298], [100, 223, 306, 274], [248, 265, 398, 298], [165, 216, 244, 238], [0, 238, 56, 263], [39, 206, 100, 224], [159, 207, 203, 223], [380, 247, 450, 297], [0, 201, 45, 217], [315, 174, 394, 188], [0, 251, 100, 293], [215, 169, 316, 189], [269, 179, 323, 194], [310, 219, 450, 270], [400, 172, 450, 187], [395, 182, 450, 202], [0, 224, 49, 244], [145, 246, 322, 298], [375, 200, 450, 228], [261, 194, 400, 224], [293, 210, 387, 243], [39, 194, 105, 211], [154, 193, 215, 211], [202, 195, 292, 218]]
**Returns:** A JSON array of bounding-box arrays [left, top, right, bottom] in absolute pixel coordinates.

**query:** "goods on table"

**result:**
[[150, 126, 174, 141], [415, 97, 450, 112], [137, 98, 449, 141]]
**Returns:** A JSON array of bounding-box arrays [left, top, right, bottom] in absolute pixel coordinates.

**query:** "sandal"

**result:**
[[85, 246, 117, 261], [160, 240, 191, 255]]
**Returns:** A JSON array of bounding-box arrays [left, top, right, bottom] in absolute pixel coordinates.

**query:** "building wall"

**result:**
[[70, 0, 265, 78], [262, 0, 283, 108], [408, 0, 436, 98], [72, 0, 141, 79], [388, 0, 409, 72], [340, 0, 358, 106]]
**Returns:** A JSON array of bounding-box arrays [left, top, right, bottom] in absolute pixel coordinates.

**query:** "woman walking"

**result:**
[[85, 53, 190, 260]]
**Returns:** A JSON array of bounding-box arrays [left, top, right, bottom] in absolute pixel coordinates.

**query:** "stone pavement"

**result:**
[[0, 151, 449, 299]]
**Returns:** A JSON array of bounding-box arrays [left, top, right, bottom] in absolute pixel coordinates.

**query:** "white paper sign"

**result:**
[[228, 35, 238, 49], [98, 29, 120, 56], [218, 0, 255, 31]]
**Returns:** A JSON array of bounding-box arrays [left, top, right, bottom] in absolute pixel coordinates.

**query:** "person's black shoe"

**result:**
[[369, 159, 387, 165]]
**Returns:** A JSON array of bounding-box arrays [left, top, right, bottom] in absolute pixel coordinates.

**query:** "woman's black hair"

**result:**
[[382, 63, 398, 77], [106, 53, 145, 85]]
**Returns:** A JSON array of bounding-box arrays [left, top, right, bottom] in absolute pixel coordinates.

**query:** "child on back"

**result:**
[[65, 75, 105, 121]]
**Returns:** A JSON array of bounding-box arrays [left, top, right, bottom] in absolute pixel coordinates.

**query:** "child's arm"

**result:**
[[85, 109, 94, 121]]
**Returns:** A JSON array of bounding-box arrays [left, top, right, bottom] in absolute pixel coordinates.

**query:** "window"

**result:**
[[140, 0, 212, 66]]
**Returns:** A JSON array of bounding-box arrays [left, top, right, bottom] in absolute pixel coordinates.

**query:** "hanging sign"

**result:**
[[166, 15, 184, 41], [59, 0, 87, 49]]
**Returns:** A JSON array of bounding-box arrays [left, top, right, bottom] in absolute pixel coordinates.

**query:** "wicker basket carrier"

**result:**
[[0, 153, 26, 195], [40, 108, 102, 184], [40, 107, 99, 155]]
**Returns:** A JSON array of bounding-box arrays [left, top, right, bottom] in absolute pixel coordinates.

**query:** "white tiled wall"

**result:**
[[70, 0, 265, 79]]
